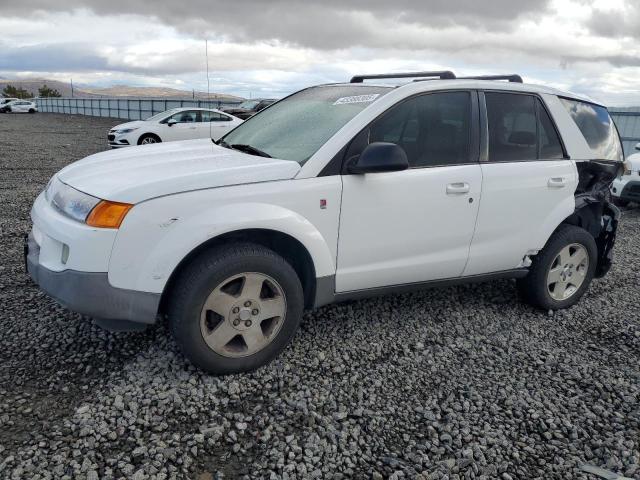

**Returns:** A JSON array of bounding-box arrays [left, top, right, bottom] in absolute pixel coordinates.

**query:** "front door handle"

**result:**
[[446, 182, 470, 195], [548, 177, 566, 188]]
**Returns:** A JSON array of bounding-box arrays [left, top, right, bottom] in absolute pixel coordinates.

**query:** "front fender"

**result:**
[[108, 180, 341, 293]]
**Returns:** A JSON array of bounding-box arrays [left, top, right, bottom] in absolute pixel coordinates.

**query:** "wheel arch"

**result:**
[[137, 132, 162, 144], [557, 198, 619, 278], [159, 228, 318, 315]]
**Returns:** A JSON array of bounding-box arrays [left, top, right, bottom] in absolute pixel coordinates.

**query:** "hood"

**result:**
[[110, 120, 146, 131], [57, 139, 301, 204]]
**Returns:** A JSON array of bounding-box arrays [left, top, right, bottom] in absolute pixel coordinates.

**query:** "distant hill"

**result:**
[[0, 78, 244, 101]]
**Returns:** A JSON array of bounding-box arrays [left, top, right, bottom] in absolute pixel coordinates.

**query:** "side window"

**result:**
[[169, 110, 199, 123], [486, 92, 537, 162], [202, 111, 232, 122], [560, 98, 624, 162], [364, 91, 472, 168], [536, 99, 564, 159]]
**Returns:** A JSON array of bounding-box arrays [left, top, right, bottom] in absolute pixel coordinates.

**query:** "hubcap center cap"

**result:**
[[239, 308, 252, 321]]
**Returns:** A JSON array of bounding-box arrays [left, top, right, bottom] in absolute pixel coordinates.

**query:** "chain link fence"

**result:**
[[34, 97, 243, 121]]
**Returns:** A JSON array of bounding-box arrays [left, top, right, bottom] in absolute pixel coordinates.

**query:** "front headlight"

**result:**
[[115, 127, 138, 134], [46, 176, 100, 223]]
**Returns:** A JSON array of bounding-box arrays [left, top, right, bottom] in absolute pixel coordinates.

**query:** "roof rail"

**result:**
[[458, 74, 523, 83], [350, 71, 456, 83]]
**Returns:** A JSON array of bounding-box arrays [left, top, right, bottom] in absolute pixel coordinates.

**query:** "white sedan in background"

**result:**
[[0, 100, 37, 113], [108, 107, 243, 148]]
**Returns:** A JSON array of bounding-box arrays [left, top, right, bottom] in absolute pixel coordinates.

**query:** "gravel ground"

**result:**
[[0, 113, 639, 480]]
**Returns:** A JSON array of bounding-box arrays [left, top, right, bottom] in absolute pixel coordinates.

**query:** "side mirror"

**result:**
[[167, 118, 178, 127], [635, 142, 640, 151], [348, 142, 409, 174]]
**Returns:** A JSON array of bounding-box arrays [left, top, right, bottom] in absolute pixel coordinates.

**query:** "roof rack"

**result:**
[[348, 71, 524, 84], [350, 71, 456, 83], [457, 74, 523, 83]]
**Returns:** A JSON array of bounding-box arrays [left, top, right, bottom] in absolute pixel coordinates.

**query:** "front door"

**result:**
[[162, 110, 201, 141], [336, 91, 482, 292]]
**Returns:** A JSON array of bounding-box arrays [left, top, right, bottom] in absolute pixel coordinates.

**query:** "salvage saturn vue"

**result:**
[[26, 71, 624, 374]]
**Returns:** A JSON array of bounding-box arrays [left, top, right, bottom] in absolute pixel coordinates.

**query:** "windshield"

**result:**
[[220, 85, 392, 164], [145, 108, 180, 121]]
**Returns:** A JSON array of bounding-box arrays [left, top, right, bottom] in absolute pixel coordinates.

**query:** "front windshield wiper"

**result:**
[[229, 144, 272, 158]]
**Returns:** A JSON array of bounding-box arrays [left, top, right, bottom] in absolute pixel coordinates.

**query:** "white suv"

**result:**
[[26, 71, 624, 374]]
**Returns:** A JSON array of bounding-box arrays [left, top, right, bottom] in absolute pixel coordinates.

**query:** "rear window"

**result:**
[[560, 98, 623, 161]]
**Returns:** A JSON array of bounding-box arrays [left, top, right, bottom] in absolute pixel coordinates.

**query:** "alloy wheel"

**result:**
[[199, 272, 286, 358], [546, 243, 589, 301]]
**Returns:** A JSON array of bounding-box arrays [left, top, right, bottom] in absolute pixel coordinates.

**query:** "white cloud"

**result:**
[[0, 1, 639, 104]]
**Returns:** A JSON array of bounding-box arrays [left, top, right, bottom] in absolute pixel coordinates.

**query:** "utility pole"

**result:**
[[205, 40, 211, 101], [70, 78, 74, 98]]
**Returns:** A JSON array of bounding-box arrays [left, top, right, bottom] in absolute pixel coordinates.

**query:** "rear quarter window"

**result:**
[[560, 98, 624, 161]]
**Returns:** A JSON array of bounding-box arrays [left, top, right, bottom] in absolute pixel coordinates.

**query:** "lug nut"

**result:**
[[245, 320, 252, 327], [244, 301, 252, 307], [252, 309, 259, 315], [232, 307, 240, 314], [233, 319, 240, 326]]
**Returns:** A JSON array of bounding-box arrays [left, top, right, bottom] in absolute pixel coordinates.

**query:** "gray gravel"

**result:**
[[1, 113, 639, 480]]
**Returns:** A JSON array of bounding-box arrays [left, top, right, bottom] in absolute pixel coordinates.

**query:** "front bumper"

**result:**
[[108, 131, 131, 148], [25, 232, 160, 325]]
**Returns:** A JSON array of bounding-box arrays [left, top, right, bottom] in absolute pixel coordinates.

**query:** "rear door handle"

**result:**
[[446, 182, 470, 195], [548, 177, 566, 188]]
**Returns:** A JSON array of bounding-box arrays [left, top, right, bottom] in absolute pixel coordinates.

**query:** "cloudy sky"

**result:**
[[1, 0, 639, 104]]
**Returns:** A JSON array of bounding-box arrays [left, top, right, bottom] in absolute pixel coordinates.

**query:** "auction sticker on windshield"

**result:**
[[333, 94, 380, 105]]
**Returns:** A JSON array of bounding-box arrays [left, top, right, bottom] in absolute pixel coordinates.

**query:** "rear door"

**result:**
[[201, 111, 236, 140], [463, 91, 577, 276], [336, 90, 482, 292]]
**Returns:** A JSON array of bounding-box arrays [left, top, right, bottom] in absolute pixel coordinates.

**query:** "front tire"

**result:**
[[517, 225, 597, 310], [168, 243, 304, 374], [138, 133, 161, 145]]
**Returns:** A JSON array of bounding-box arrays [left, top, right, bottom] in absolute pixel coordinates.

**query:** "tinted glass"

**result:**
[[169, 110, 199, 123], [560, 98, 623, 161], [536, 99, 564, 159], [486, 93, 537, 162], [202, 111, 231, 122], [221, 85, 392, 164], [366, 91, 472, 167]]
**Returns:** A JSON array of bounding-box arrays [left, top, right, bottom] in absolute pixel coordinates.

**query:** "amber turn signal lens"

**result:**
[[86, 200, 133, 228]]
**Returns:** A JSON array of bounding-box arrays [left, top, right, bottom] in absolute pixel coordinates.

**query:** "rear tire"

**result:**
[[517, 225, 597, 310], [167, 243, 304, 374], [28, 109, 35, 113], [138, 133, 161, 145]]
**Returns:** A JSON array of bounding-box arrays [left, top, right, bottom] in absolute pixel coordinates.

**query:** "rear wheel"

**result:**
[[28, 109, 35, 113], [168, 243, 304, 374], [517, 225, 597, 310], [138, 133, 161, 145]]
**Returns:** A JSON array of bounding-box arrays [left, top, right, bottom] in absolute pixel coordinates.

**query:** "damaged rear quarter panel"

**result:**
[[565, 160, 622, 277]]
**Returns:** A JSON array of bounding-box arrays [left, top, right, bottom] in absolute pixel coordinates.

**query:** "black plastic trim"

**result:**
[[26, 233, 160, 324], [314, 269, 529, 306]]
